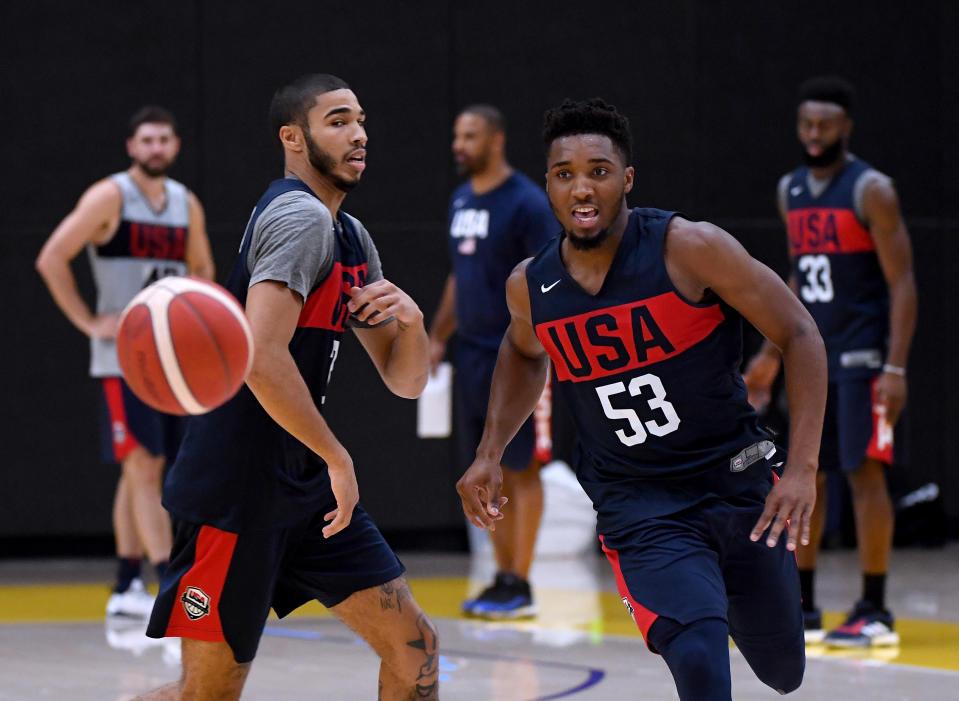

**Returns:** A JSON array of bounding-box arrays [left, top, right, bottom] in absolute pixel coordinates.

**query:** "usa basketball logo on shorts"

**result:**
[[622, 596, 635, 619], [180, 586, 211, 620]]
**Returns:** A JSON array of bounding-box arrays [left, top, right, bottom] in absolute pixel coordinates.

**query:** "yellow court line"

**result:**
[[3, 578, 958, 673]]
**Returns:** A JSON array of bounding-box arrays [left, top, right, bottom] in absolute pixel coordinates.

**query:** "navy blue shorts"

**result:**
[[455, 342, 536, 472], [146, 503, 405, 663], [99, 377, 186, 463], [600, 469, 803, 664], [820, 375, 893, 472]]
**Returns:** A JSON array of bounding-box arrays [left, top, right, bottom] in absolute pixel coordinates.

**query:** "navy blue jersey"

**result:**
[[449, 172, 557, 350], [163, 178, 371, 532], [785, 157, 889, 379], [526, 208, 769, 531]]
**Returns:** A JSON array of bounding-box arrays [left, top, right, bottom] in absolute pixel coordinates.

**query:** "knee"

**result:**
[[389, 614, 440, 698], [751, 641, 805, 694], [122, 450, 165, 485]]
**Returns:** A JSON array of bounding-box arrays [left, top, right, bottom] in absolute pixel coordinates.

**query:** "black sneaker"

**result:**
[[462, 572, 537, 619], [803, 607, 825, 644], [824, 600, 899, 648]]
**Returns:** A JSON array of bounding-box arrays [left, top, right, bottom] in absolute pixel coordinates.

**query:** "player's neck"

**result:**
[[560, 206, 630, 294], [808, 151, 849, 181], [470, 161, 513, 196], [127, 166, 167, 207], [286, 165, 347, 219]]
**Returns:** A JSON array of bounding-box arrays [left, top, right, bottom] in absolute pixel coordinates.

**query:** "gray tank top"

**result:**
[[87, 172, 191, 377]]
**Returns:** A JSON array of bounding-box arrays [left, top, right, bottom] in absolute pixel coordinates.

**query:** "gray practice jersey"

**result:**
[[244, 187, 384, 299], [87, 172, 191, 377]]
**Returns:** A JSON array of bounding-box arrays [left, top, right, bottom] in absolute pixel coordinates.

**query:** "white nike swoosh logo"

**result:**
[[541, 280, 561, 293], [790, 186, 803, 196]]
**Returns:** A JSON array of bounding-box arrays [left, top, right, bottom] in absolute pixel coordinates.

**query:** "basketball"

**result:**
[[116, 276, 254, 415]]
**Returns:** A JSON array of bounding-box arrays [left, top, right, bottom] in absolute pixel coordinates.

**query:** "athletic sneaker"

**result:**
[[824, 600, 900, 647], [462, 572, 537, 620], [803, 607, 826, 644], [106, 578, 156, 619]]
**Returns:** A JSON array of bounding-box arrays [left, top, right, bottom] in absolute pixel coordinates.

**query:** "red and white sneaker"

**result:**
[[824, 601, 899, 648]]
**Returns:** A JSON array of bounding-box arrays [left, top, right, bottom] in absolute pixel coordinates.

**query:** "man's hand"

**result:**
[[87, 312, 122, 339], [323, 449, 359, 539], [875, 372, 907, 426], [456, 458, 509, 532], [749, 465, 816, 551], [743, 352, 779, 412], [349, 280, 423, 328]]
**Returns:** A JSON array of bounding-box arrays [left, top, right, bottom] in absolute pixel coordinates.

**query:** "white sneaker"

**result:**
[[106, 578, 156, 618]]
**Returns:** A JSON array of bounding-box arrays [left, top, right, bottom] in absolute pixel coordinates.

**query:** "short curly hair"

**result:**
[[798, 76, 855, 115], [543, 98, 632, 165]]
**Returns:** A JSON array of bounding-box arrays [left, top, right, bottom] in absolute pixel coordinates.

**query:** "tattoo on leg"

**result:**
[[380, 578, 414, 614], [406, 613, 439, 699], [380, 581, 397, 612]]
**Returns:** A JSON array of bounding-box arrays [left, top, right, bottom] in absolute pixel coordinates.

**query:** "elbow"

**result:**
[[35, 250, 52, 279], [391, 371, 429, 400]]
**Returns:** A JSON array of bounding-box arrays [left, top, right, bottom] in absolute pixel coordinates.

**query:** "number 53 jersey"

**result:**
[[782, 156, 890, 380], [526, 208, 771, 531]]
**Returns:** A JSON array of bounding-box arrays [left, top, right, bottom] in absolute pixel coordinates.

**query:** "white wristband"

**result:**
[[882, 364, 906, 377]]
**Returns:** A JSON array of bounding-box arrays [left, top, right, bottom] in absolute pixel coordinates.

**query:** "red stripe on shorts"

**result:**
[[533, 377, 552, 464], [599, 534, 659, 652], [866, 376, 894, 464], [164, 526, 238, 643], [103, 378, 140, 461]]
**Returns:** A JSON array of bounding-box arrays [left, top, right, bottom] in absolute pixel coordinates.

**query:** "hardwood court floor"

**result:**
[[1, 546, 958, 700]]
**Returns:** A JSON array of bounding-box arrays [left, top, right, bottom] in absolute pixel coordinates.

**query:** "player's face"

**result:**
[[127, 123, 180, 178], [452, 113, 494, 176], [302, 89, 367, 192], [797, 101, 851, 168], [545, 134, 633, 250]]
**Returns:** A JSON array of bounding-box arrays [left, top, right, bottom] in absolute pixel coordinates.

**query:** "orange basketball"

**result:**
[[116, 276, 254, 415]]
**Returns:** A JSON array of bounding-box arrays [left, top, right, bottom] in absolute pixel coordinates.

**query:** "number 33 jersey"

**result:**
[[526, 208, 770, 530], [782, 156, 890, 380]]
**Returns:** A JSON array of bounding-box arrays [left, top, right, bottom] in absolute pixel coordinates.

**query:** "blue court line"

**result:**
[[263, 625, 606, 700]]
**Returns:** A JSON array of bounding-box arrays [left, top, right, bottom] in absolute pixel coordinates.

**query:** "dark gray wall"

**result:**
[[2, 1, 956, 543]]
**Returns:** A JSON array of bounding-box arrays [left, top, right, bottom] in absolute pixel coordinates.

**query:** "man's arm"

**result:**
[[245, 280, 357, 538], [35, 180, 122, 338], [665, 218, 827, 551], [349, 280, 429, 399], [455, 259, 550, 531], [185, 191, 215, 281], [862, 179, 917, 425], [427, 274, 457, 374]]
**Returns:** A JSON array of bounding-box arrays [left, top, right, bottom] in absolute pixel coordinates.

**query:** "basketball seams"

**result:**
[[173, 294, 234, 390], [155, 278, 254, 379], [145, 289, 208, 415]]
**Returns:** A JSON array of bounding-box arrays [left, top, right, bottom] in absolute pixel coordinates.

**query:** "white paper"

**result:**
[[417, 361, 452, 438]]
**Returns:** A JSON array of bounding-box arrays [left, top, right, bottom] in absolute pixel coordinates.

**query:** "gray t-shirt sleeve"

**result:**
[[247, 191, 334, 299], [343, 213, 384, 283]]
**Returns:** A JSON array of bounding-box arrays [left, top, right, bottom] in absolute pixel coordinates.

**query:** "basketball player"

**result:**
[[744, 76, 917, 647], [35, 106, 214, 618], [428, 105, 557, 619], [457, 98, 826, 700], [137, 74, 438, 701]]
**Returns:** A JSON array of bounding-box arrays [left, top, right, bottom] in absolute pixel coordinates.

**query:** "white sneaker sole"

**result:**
[[804, 629, 826, 644]]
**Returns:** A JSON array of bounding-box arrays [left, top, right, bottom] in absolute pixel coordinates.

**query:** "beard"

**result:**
[[455, 151, 489, 177], [801, 138, 845, 168], [566, 226, 612, 251], [135, 157, 172, 178], [305, 132, 360, 192]]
